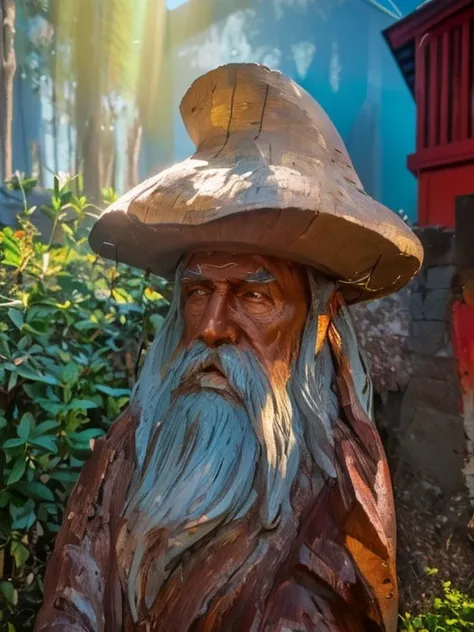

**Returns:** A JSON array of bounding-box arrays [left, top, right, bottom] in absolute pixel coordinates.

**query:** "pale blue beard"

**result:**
[[122, 339, 301, 620]]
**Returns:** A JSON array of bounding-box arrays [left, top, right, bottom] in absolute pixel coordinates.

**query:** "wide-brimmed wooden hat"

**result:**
[[89, 63, 423, 303]]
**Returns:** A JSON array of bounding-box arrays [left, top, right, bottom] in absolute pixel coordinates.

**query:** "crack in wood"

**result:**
[[254, 84, 269, 141], [214, 71, 238, 159]]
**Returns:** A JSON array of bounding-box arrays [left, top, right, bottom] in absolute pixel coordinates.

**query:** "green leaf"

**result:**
[[8, 308, 24, 330], [0, 335, 11, 358], [61, 362, 80, 385], [18, 412, 34, 440], [74, 320, 99, 331], [49, 470, 79, 484], [69, 428, 104, 442], [3, 437, 26, 449], [60, 190, 73, 205], [34, 420, 60, 435], [4, 363, 59, 385], [14, 481, 55, 502], [1, 230, 21, 257], [7, 458, 26, 485], [95, 384, 131, 397], [58, 350, 71, 362], [106, 396, 120, 419], [7, 369, 18, 392], [30, 435, 58, 453], [22, 321, 49, 335], [10, 540, 30, 569], [0, 491, 11, 508], [10, 499, 36, 530], [53, 174, 60, 198], [150, 313, 165, 333], [36, 398, 64, 415], [0, 581, 18, 605], [117, 396, 130, 409], [17, 335, 32, 350], [67, 399, 98, 411]]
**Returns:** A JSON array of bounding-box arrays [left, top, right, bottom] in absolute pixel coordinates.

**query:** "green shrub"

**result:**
[[0, 177, 170, 629], [400, 580, 474, 631]]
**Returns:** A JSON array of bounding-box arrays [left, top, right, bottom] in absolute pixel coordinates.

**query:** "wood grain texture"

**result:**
[[36, 293, 397, 632], [89, 63, 423, 304]]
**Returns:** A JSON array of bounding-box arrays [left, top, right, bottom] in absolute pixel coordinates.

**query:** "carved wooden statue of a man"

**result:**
[[35, 64, 423, 632]]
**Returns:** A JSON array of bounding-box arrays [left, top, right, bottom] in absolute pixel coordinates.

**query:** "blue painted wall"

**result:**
[[12, 74, 43, 178], [169, 0, 420, 221], [10, 0, 422, 222]]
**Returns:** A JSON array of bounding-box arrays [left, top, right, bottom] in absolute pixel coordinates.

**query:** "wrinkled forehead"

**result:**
[[183, 251, 308, 290]]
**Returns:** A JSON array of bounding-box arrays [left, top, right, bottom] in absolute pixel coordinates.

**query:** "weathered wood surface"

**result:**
[[89, 63, 422, 304], [36, 294, 397, 632]]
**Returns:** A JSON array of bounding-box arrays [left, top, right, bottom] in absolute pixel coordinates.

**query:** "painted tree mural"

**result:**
[[0, 0, 16, 182]]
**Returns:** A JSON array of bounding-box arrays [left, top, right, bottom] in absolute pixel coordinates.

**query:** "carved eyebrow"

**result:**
[[181, 267, 207, 282], [245, 268, 276, 284], [181, 266, 275, 284]]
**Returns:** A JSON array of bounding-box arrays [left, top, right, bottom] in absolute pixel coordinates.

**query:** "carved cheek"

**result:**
[[247, 308, 298, 363], [183, 298, 209, 341]]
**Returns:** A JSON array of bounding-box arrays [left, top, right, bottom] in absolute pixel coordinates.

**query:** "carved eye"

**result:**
[[188, 287, 209, 297], [243, 290, 265, 301]]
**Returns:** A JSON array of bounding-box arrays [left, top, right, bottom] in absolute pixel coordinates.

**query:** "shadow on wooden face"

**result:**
[[180, 252, 310, 385]]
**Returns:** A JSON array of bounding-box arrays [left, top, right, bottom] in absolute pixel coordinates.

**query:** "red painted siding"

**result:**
[[385, 0, 474, 226], [418, 163, 474, 227], [406, 4, 474, 225], [415, 9, 474, 158]]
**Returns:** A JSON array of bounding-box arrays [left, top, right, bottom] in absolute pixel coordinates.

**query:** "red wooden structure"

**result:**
[[384, 0, 474, 227]]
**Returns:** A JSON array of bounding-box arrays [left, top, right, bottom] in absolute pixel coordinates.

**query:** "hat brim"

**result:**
[[89, 169, 422, 304]]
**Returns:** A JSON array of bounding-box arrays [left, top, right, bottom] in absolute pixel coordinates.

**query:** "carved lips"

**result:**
[[179, 357, 239, 402], [197, 364, 229, 391]]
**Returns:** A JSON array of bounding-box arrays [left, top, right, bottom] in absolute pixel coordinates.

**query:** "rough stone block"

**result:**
[[409, 290, 424, 320], [412, 355, 458, 382], [414, 226, 455, 267], [435, 342, 453, 358], [426, 265, 456, 290], [398, 408, 465, 493], [423, 289, 451, 321], [351, 289, 412, 393], [407, 269, 426, 292], [407, 320, 447, 355], [401, 375, 460, 418]]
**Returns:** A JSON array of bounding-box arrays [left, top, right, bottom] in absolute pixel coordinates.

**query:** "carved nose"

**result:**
[[199, 296, 238, 347], [200, 319, 238, 347]]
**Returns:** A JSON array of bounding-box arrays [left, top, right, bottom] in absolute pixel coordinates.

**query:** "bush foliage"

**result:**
[[400, 579, 474, 630], [0, 177, 170, 629]]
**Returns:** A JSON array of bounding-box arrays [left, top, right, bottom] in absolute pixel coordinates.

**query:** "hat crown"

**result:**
[[89, 63, 423, 303], [180, 63, 352, 166]]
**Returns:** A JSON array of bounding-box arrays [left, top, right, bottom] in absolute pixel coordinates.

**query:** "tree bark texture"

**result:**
[[126, 116, 142, 190], [74, 0, 103, 200], [0, 0, 16, 182]]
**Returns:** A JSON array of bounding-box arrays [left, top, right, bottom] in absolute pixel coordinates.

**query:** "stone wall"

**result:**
[[352, 222, 474, 607], [353, 226, 466, 496]]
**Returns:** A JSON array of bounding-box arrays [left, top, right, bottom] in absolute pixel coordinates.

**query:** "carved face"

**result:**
[[181, 252, 309, 385]]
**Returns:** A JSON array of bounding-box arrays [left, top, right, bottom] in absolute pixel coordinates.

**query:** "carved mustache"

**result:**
[[166, 342, 270, 406], [183, 353, 227, 382]]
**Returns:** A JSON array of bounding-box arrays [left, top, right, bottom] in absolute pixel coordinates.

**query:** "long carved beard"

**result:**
[[118, 271, 351, 623], [121, 342, 301, 621]]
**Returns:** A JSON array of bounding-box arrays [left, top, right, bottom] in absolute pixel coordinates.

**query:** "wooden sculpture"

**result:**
[[35, 64, 423, 632]]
